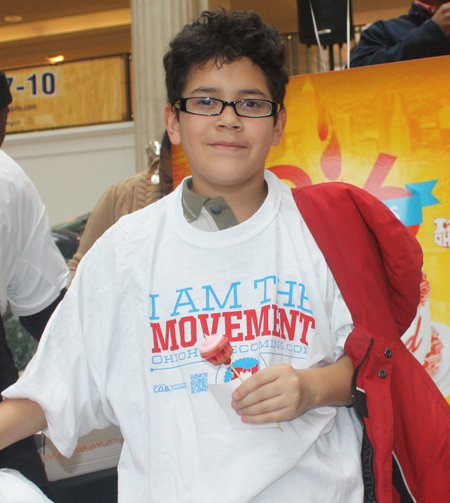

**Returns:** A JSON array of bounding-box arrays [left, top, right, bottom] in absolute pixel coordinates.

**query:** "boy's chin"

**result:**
[[193, 171, 265, 190]]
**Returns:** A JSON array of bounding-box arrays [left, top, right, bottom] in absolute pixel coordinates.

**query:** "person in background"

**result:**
[[351, 1, 450, 67], [0, 71, 70, 498], [67, 130, 173, 279]]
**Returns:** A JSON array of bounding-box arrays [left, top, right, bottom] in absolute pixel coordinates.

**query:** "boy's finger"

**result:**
[[232, 381, 282, 412], [232, 367, 280, 400], [235, 395, 282, 416], [240, 405, 291, 425], [231, 377, 258, 401]]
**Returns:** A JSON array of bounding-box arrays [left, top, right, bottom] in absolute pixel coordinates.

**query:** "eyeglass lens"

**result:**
[[185, 98, 273, 117]]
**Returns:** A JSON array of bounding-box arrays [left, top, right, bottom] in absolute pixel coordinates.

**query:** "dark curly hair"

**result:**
[[0, 72, 13, 110], [163, 9, 289, 110]]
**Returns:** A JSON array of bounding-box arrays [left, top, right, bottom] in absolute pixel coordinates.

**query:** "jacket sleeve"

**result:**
[[350, 19, 448, 67], [292, 182, 422, 337]]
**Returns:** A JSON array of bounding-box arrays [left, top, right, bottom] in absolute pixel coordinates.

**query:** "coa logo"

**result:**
[[153, 385, 170, 393]]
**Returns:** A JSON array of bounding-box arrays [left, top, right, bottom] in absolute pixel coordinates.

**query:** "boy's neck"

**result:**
[[190, 174, 268, 224]]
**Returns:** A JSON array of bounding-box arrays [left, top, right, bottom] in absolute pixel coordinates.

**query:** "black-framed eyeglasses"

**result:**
[[174, 97, 279, 118]]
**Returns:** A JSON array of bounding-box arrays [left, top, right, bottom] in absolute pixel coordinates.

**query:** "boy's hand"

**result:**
[[231, 355, 354, 425], [231, 365, 313, 424]]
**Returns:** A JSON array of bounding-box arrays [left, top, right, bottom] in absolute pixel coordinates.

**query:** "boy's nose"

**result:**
[[216, 104, 242, 129]]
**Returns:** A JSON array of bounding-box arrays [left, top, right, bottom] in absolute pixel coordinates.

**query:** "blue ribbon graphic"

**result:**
[[382, 180, 439, 226]]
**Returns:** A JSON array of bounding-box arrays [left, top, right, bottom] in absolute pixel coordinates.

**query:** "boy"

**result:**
[[1, 9, 443, 503]]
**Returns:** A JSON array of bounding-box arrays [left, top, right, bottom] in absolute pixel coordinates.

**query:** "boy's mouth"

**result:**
[[209, 141, 247, 151]]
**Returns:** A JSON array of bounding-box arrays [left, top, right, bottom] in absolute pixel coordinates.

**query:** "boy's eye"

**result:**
[[240, 100, 263, 108], [186, 97, 222, 114], [237, 99, 273, 116], [193, 98, 219, 107]]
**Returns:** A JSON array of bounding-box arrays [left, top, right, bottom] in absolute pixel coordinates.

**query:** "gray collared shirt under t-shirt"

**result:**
[[182, 178, 239, 231]]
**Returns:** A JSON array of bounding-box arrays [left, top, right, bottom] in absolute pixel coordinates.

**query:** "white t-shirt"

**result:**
[[0, 150, 69, 316], [0, 469, 53, 503], [4, 170, 363, 502]]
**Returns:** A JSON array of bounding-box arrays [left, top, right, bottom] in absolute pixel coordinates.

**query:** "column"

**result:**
[[130, 0, 209, 172]]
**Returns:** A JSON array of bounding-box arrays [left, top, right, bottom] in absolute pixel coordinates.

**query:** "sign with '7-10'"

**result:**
[[5, 55, 131, 134]]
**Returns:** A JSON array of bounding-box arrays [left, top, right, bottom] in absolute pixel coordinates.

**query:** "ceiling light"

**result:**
[[46, 55, 65, 64], [4, 15, 23, 23]]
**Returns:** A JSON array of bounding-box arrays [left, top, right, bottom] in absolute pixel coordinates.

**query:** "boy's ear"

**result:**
[[164, 103, 181, 146], [271, 108, 287, 147]]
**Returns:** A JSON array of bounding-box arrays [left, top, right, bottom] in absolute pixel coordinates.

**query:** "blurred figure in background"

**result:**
[[351, 1, 450, 67], [0, 71, 69, 497], [68, 130, 173, 279]]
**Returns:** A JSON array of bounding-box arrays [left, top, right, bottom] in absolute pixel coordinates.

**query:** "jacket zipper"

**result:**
[[351, 339, 377, 503]]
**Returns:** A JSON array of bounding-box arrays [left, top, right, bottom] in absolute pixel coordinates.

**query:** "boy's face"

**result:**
[[165, 57, 286, 196]]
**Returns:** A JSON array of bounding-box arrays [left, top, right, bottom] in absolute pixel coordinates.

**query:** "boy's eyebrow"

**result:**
[[238, 88, 268, 97], [188, 87, 268, 98], [189, 87, 221, 95]]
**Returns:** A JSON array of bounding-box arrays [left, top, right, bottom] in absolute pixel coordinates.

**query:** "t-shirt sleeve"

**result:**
[[330, 284, 353, 361], [8, 207, 69, 316], [1, 160, 69, 317], [2, 287, 116, 458]]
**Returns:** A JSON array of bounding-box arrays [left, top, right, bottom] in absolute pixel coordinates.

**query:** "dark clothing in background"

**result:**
[[351, 2, 450, 67], [19, 289, 66, 342]]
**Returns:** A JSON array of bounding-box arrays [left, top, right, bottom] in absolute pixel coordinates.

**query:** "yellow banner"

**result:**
[[172, 56, 450, 399], [5, 55, 130, 133]]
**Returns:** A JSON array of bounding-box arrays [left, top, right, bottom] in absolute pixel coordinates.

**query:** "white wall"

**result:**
[[2, 121, 136, 226]]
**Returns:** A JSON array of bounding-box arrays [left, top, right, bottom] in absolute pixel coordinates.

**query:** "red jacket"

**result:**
[[293, 182, 450, 503]]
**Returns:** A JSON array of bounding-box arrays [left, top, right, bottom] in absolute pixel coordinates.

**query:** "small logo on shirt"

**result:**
[[223, 357, 259, 383], [190, 372, 208, 394], [153, 382, 187, 393]]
